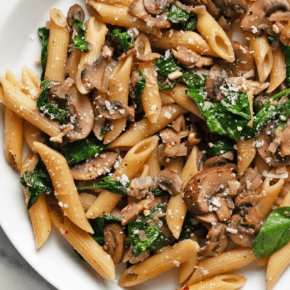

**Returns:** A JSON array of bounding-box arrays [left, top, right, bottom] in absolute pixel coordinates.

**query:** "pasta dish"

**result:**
[[2, 0, 290, 289]]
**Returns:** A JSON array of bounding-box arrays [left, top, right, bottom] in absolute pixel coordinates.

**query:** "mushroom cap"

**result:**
[[184, 167, 237, 215], [154, 169, 183, 196], [213, 0, 248, 19], [104, 223, 126, 264], [65, 85, 94, 142], [70, 151, 118, 180], [67, 4, 85, 27], [257, 122, 290, 167], [144, 0, 169, 15]]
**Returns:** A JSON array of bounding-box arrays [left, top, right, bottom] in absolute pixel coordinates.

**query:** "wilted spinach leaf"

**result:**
[[38, 27, 49, 81], [110, 29, 134, 52], [134, 70, 146, 106], [72, 19, 89, 52], [206, 139, 235, 156]]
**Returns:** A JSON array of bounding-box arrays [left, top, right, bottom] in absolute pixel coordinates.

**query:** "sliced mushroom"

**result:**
[[205, 64, 228, 101], [195, 212, 219, 223], [172, 115, 186, 132], [65, 85, 94, 141], [81, 56, 108, 92], [213, 0, 248, 19], [67, 4, 85, 27], [127, 176, 155, 199], [238, 167, 262, 193], [184, 167, 237, 215], [144, 0, 168, 14], [275, 125, 290, 157], [49, 78, 75, 99], [125, 248, 150, 264], [171, 47, 213, 69], [70, 151, 118, 180], [121, 198, 157, 225], [203, 152, 235, 170], [129, 0, 172, 29], [257, 122, 290, 167], [154, 169, 183, 196], [241, 0, 290, 36], [199, 223, 229, 257], [95, 98, 135, 121], [104, 223, 126, 264], [227, 214, 255, 247]]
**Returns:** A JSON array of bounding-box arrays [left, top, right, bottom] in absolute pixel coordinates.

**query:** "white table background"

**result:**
[[0, 226, 56, 290]]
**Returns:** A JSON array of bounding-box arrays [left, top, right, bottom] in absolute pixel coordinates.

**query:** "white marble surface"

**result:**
[[0, 226, 56, 290]]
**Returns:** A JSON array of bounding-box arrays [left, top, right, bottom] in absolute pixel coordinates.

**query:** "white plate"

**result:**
[[0, 1, 288, 289]]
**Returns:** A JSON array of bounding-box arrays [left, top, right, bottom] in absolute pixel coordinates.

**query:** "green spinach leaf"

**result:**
[[72, 19, 89, 52], [36, 80, 68, 122], [155, 53, 183, 78], [157, 79, 178, 90], [179, 213, 196, 241], [134, 70, 146, 106], [45, 135, 58, 151], [281, 43, 290, 86], [38, 27, 50, 81], [127, 204, 168, 257], [206, 139, 235, 156], [110, 29, 134, 52], [20, 160, 53, 210], [168, 4, 197, 31], [253, 207, 290, 258], [63, 134, 107, 165]]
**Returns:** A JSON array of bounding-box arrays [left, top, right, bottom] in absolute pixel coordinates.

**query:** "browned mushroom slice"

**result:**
[[184, 167, 237, 215], [154, 169, 183, 196], [227, 214, 256, 247], [199, 223, 229, 257], [214, 196, 232, 222], [238, 167, 262, 194], [129, 0, 172, 29], [65, 85, 94, 141], [127, 176, 155, 199], [49, 78, 75, 99], [220, 41, 255, 78], [81, 57, 108, 91], [195, 212, 219, 224], [104, 224, 126, 264], [67, 4, 85, 27], [171, 47, 213, 69], [203, 152, 234, 170], [172, 115, 186, 132], [257, 122, 290, 167], [70, 151, 118, 180], [121, 199, 157, 225], [205, 64, 228, 102], [95, 98, 135, 121], [276, 125, 290, 157], [144, 0, 169, 14], [213, 0, 248, 19], [125, 248, 150, 264], [241, 0, 290, 36]]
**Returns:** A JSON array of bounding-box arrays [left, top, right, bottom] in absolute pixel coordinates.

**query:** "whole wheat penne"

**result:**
[[67, 49, 81, 81], [186, 248, 256, 285], [21, 66, 41, 100], [145, 144, 160, 178], [86, 136, 159, 218], [50, 209, 115, 280], [79, 193, 98, 212], [0, 77, 62, 138], [104, 55, 133, 144], [45, 8, 70, 82], [21, 152, 51, 249], [24, 121, 45, 153], [90, 0, 133, 6], [108, 105, 188, 148], [89, 2, 162, 38], [118, 240, 199, 287], [160, 91, 175, 105], [33, 142, 93, 233], [181, 274, 247, 290]]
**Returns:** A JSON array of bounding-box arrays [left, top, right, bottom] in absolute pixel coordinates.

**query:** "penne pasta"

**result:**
[[186, 248, 256, 285], [0, 77, 62, 138], [246, 32, 273, 83], [147, 30, 217, 56], [33, 142, 93, 233], [89, 2, 162, 38], [79, 193, 98, 212], [108, 104, 188, 148], [50, 208, 115, 280], [267, 45, 286, 93], [181, 274, 247, 290], [104, 55, 133, 144], [21, 152, 51, 249], [21, 66, 41, 100], [86, 136, 159, 218], [145, 144, 161, 178], [76, 17, 107, 94], [24, 121, 45, 153], [45, 8, 70, 82], [118, 239, 199, 287], [196, 11, 234, 62]]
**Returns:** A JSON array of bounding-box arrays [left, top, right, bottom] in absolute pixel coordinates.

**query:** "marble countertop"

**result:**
[[0, 226, 56, 290]]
